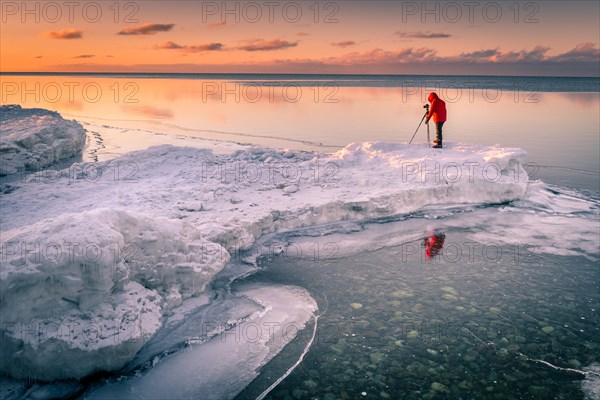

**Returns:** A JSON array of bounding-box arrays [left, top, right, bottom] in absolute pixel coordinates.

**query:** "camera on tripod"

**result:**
[[409, 103, 432, 145]]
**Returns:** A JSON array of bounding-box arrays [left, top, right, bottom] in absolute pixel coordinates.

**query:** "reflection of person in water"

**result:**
[[424, 231, 446, 260]]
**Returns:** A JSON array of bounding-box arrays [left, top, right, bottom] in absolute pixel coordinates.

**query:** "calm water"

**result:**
[[235, 209, 599, 400], [1, 74, 599, 191]]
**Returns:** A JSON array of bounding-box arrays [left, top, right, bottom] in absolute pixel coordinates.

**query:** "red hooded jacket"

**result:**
[[424, 233, 445, 260], [426, 92, 447, 123]]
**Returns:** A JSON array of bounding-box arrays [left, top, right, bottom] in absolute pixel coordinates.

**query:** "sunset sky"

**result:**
[[1, 0, 599, 76]]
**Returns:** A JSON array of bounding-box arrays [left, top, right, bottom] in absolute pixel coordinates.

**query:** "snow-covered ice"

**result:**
[[0, 209, 229, 380], [0, 105, 86, 176], [1, 141, 530, 238]]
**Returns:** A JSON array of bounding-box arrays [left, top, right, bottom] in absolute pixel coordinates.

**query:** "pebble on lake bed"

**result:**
[[541, 326, 555, 334], [442, 293, 459, 301], [370, 352, 385, 364], [431, 382, 450, 393], [391, 289, 413, 298], [407, 330, 419, 339], [440, 286, 458, 296], [351, 303, 363, 310], [302, 379, 318, 390]]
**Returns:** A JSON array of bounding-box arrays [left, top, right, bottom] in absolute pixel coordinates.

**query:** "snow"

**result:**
[[1, 141, 529, 241], [0, 105, 86, 175], [1, 107, 533, 384], [0, 209, 228, 380]]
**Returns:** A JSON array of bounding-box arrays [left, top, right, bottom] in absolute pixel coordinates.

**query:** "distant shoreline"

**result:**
[[2, 72, 598, 92], [2, 71, 599, 79]]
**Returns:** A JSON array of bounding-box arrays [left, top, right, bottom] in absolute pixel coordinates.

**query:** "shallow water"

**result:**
[[236, 207, 599, 400]]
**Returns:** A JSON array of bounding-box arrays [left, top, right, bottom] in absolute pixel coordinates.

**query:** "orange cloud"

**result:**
[[72, 54, 95, 59], [332, 41, 356, 48], [396, 31, 452, 39], [208, 21, 226, 29], [153, 41, 224, 52], [118, 23, 174, 35], [44, 29, 82, 39], [237, 39, 298, 51]]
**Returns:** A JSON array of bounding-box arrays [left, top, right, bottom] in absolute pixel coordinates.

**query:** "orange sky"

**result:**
[[1, 1, 599, 75]]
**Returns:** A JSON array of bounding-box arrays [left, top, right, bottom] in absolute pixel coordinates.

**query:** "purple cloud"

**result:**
[[238, 39, 298, 51], [118, 23, 174, 35], [396, 31, 452, 39]]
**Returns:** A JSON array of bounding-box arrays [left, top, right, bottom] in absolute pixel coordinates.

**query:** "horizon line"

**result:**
[[1, 71, 599, 79]]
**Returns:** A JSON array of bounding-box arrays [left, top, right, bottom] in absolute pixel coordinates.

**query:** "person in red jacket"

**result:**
[[425, 92, 447, 148], [424, 231, 445, 260]]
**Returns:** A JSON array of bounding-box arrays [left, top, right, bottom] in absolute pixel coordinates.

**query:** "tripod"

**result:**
[[409, 104, 431, 147]]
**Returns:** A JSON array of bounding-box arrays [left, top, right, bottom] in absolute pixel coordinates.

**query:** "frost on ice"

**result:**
[[0, 105, 85, 176]]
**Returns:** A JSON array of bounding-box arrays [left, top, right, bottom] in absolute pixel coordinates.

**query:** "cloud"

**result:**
[[117, 23, 174, 35], [331, 41, 356, 48], [48, 43, 600, 77], [458, 48, 501, 60], [44, 29, 83, 39], [237, 39, 298, 51], [396, 31, 452, 39], [154, 41, 183, 50], [455, 46, 550, 63], [291, 43, 592, 67], [495, 46, 549, 62], [35, 55, 43, 59], [72, 54, 95, 59], [153, 41, 224, 52], [208, 21, 226, 28], [327, 47, 439, 65], [550, 42, 600, 62], [297, 32, 310, 37]]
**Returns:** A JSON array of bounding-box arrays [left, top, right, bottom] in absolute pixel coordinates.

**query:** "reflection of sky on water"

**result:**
[[2, 76, 598, 190], [556, 92, 600, 108], [123, 105, 174, 119]]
